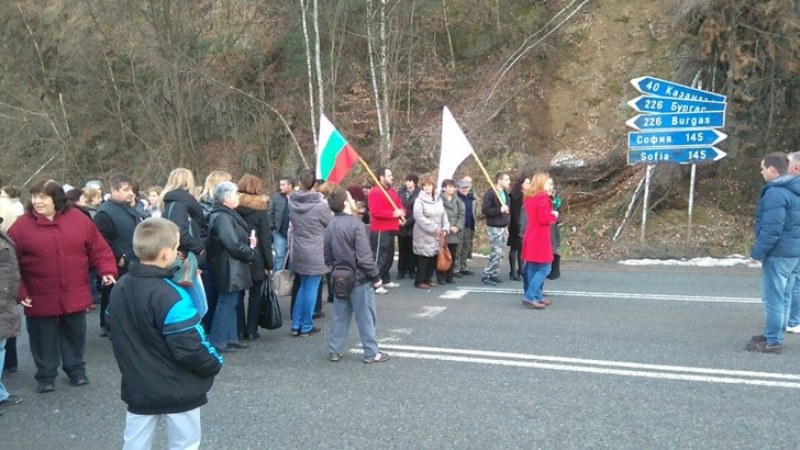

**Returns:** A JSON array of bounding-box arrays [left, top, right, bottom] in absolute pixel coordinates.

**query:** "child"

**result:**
[[109, 217, 222, 449]]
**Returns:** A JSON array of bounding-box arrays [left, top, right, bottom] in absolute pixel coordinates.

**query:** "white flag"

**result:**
[[437, 106, 475, 191]]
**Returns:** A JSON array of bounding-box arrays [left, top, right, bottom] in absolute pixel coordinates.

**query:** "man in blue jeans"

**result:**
[[748, 152, 800, 353]]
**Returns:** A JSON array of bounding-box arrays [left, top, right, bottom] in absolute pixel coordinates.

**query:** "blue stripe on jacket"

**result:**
[[163, 279, 223, 364]]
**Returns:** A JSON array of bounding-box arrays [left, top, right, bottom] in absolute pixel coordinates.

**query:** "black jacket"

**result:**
[[482, 189, 510, 228], [163, 189, 207, 265], [396, 186, 420, 237], [507, 189, 524, 248], [94, 199, 144, 270], [236, 193, 274, 283], [0, 229, 20, 341], [207, 205, 256, 293], [108, 263, 222, 415], [267, 192, 289, 237], [324, 213, 380, 286]]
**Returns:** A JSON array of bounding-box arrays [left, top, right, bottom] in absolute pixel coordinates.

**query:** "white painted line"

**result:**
[[439, 290, 469, 300], [412, 306, 447, 318], [379, 351, 800, 389], [378, 344, 800, 380], [454, 287, 760, 304]]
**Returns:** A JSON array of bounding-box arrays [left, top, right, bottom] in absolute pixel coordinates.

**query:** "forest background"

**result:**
[[1, 0, 798, 258]]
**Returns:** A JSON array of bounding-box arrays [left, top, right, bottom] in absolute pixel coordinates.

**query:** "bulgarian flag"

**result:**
[[316, 114, 359, 184]]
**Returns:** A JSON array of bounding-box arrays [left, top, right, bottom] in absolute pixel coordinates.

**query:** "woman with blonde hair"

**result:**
[[161, 168, 208, 316], [200, 171, 232, 218], [197, 170, 232, 331], [520, 172, 558, 309]]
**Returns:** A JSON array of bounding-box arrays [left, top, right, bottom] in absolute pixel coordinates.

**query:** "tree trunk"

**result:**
[[300, 0, 318, 149], [313, 0, 324, 122]]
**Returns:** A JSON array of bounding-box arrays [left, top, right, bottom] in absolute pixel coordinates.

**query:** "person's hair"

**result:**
[[317, 181, 337, 198], [147, 186, 162, 196], [133, 218, 179, 262], [85, 180, 102, 191], [66, 188, 83, 205], [109, 174, 134, 191], [405, 173, 419, 185], [2, 186, 20, 199], [237, 174, 264, 196], [789, 152, 800, 168], [441, 179, 455, 189], [511, 172, 530, 194], [375, 167, 389, 180], [28, 179, 69, 213], [160, 168, 197, 209], [82, 186, 101, 204], [526, 172, 551, 197], [279, 177, 294, 188], [420, 176, 435, 188], [328, 189, 348, 213], [200, 170, 232, 200], [495, 171, 509, 183], [347, 185, 366, 203], [763, 152, 790, 175], [298, 170, 316, 191], [361, 179, 373, 190], [213, 181, 238, 204]]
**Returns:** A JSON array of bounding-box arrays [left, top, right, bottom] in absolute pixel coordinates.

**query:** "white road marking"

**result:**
[[412, 306, 447, 318], [438, 290, 469, 299], [445, 287, 760, 304], [363, 344, 800, 389]]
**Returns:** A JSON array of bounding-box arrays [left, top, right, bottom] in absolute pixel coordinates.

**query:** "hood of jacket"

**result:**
[[765, 174, 800, 197], [289, 190, 325, 214], [164, 188, 204, 222], [237, 193, 268, 215]]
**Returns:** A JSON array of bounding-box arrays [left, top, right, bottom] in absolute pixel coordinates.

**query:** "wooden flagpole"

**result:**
[[357, 157, 406, 222], [470, 152, 506, 206]]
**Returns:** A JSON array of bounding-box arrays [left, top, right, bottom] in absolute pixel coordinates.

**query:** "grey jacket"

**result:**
[[413, 192, 449, 257], [441, 193, 465, 245], [0, 229, 21, 340], [324, 213, 380, 286], [289, 191, 331, 275]]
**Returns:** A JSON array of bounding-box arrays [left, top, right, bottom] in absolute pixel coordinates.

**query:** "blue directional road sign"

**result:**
[[628, 95, 726, 114], [628, 129, 727, 149], [630, 76, 727, 103], [626, 111, 725, 131], [627, 147, 727, 165]]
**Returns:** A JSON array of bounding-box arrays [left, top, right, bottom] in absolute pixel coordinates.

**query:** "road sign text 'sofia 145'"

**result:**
[[626, 76, 727, 166]]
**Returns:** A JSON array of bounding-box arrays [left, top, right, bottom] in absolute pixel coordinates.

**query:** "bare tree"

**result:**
[[300, 0, 318, 149]]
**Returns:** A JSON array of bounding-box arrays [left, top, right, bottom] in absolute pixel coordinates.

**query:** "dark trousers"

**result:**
[[290, 275, 323, 316], [237, 280, 264, 338], [4, 337, 17, 371], [201, 263, 219, 333], [26, 312, 87, 383], [100, 266, 126, 329], [415, 255, 436, 286], [370, 231, 395, 283], [436, 243, 458, 282], [397, 235, 416, 276]]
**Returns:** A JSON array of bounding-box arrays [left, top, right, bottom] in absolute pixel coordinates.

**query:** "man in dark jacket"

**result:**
[[109, 218, 222, 448], [324, 189, 389, 363], [747, 152, 800, 353], [268, 177, 293, 271], [481, 172, 511, 286], [94, 174, 143, 337], [396, 173, 420, 280], [456, 177, 477, 276]]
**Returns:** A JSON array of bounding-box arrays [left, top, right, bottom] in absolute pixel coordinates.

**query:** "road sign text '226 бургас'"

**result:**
[[626, 76, 728, 166]]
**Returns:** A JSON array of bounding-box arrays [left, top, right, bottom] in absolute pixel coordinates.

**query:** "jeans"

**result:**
[[0, 338, 8, 401], [209, 291, 241, 349], [328, 283, 379, 358], [292, 275, 321, 333], [273, 233, 288, 271], [788, 267, 800, 328], [760, 256, 800, 345], [523, 262, 551, 301]]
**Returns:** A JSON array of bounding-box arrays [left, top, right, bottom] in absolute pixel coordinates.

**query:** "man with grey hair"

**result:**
[[785, 152, 800, 335]]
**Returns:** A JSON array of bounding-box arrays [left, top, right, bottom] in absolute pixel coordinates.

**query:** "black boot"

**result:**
[[509, 251, 521, 281]]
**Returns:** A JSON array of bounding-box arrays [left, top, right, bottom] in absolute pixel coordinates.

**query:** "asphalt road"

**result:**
[[2, 260, 796, 449]]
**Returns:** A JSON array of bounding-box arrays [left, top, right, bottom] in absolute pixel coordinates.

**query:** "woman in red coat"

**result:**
[[521, 172, 558, 309], [8, 180, 117, 393]]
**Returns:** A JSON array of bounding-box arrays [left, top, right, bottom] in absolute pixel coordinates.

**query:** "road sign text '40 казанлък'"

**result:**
[[626, 76, 728, 166]]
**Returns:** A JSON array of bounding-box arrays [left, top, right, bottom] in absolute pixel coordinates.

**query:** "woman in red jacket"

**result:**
[[521, 172, 558, 309], [8, 180, 117, 393]]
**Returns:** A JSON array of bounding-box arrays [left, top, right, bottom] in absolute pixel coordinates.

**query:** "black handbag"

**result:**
[[258, 275, 283, 330], [547, 254, 561, 280], [331, 266, 356, 300]]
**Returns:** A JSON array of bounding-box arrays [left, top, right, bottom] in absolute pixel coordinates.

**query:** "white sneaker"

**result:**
[[787, 324, 800, 334], [374, 287, 389, 295], [384, 282, 400, 289]]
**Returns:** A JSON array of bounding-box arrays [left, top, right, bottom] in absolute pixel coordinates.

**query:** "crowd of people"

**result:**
[[0, 166, 563, 447]]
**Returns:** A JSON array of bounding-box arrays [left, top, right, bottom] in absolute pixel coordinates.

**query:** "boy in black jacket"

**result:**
[[109, 218, 222, 449]]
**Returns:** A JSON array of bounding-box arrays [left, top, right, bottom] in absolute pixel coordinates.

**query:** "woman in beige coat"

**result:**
[[412, 178, 449, 289]]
